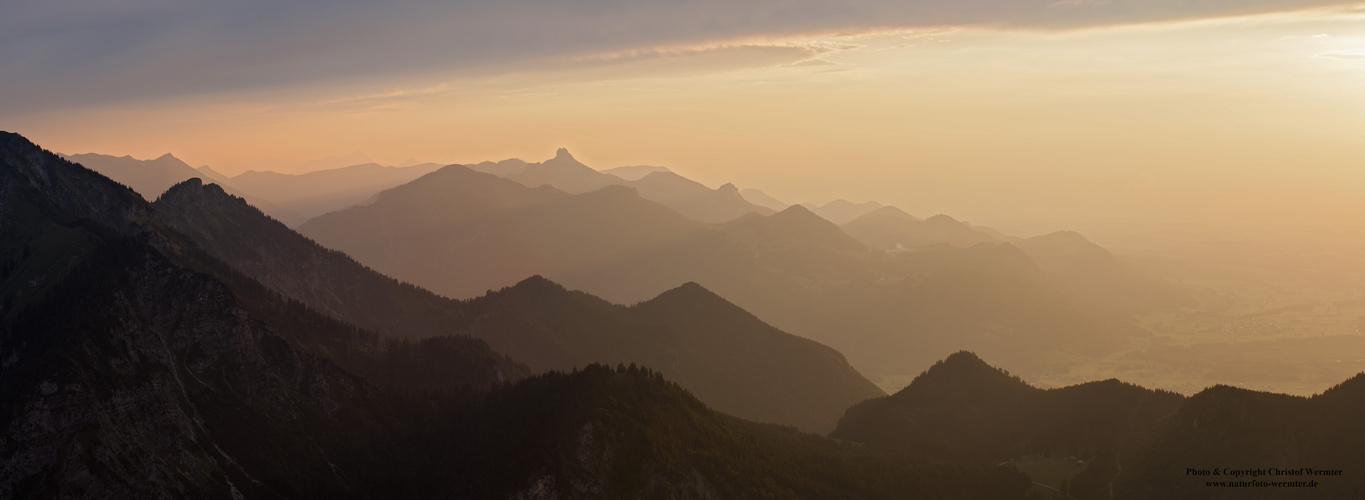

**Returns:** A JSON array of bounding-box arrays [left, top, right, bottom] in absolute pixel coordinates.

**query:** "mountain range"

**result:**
[[8, 128, 1362, 498], [225, 162, 444, 226], [831, 351, 1365, 499], [298, 163, 1148, 381], [154, 173, 881, 433], [71, 143, 1168, 383], [3, 131, 1038, 498]]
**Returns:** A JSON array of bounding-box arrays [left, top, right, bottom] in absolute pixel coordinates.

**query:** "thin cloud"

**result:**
[[1, 0, 1360, 113], [1316, 49, 1365, 59]]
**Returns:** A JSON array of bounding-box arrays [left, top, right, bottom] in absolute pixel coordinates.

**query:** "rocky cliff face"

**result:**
[[1, 241, 372, 499], [1, 132, 383, 498]]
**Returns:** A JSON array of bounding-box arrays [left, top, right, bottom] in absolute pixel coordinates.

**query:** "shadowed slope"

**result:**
[[842, 209, 1000, 250], [227, 161, 443, 225], [301, 163, 1140, 383], [161, 176, 882, 432]]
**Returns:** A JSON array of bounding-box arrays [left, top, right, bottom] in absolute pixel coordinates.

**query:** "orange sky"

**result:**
[[4, 4, 1364, 249]]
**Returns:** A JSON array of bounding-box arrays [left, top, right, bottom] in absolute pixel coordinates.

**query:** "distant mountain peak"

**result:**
[[158, 177, 234, 204], [1031, 230, 1089, 243], [938, 350, 989, 368], [516, 274, 561, 289], [891, 350, 1035, 400], [555, 148, 573, 160], [854, 205, 917, 222], [661, 280, 718, 298], [717, 182, 738, 194], [772, 203, 830, 224], [172, 176, 203, 191], [779, 203, 818, 217], [926, 213, 961, 224], [601, 165, 671, 181], [498, 275, 571, 298]]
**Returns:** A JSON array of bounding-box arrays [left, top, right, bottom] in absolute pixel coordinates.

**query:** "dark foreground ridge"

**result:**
[[833, 350, 1365, 499], [1, 130, 1031, 498]]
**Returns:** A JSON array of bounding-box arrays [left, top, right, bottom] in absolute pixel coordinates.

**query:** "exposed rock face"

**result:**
[[1, 131, 381, 498], [1, 244, 370, 499]]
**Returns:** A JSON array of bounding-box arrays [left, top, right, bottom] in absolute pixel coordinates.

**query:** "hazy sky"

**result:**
[[3, 0, 1363, 247]]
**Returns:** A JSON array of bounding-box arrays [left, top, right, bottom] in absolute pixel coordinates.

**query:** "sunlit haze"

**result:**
[[4, 0, 1364, 394]]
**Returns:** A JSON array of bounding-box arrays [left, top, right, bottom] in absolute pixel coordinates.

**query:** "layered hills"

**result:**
[[226, 162, 444, 226], [803, 199, 884, 225], [831, 351, 1365, 499], [3, 130, 1037, 498], [0, 131, 522, 497], [300, 165, 1144, 381], [482, 148, 774, 223], [842, 208, 999, 249], [59, 152, 298, 222], [156, 175, 882, 432], [61, 152, 206, 199]]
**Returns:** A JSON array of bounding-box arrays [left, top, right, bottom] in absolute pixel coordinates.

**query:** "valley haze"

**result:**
[[2, 0, 1364, 498]]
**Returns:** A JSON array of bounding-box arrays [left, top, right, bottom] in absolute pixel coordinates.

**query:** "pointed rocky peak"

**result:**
[[540, 147, 592, 170], [535, 146, 589, 172], [166, 176, 203, 193], [158, 176, 220, 200], [717, 182, 739, 194]]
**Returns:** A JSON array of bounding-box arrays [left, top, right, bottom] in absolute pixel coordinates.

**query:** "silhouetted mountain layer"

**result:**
[[831, 351, 1365, 499], [628, 172, 775, 223], [832, 352, 1181, 464], [504, 148, 623, 194], [843, 209, 1000, 249], [484, 149, 773, 223], [0, 131, 522, 497], [62, 152, 207, 199], [1115, 375, 1365, 499], [3, 131, 1033, 499], [62, 151, 303, 224], [162, 175, 881, 432], [803, 199, 884, 225], [300, 168, 1141, 381], [601, 164, 671, 181], [739, 188, 789, 211], [227, 161, 443, 226], [1015, 230, 1189, 313], [428, 363, 1033, 499]]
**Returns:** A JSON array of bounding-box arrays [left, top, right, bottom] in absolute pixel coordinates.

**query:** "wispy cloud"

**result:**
[[1316, 49, 1365, 59], [1, 0, 1360, 113]]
